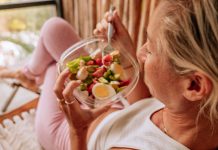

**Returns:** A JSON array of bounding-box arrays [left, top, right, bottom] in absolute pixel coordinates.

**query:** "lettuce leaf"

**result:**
[[66, 58, 81, 74]]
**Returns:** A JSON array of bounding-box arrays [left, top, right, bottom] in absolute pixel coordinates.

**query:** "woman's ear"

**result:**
[[183, 72, 212, 101]]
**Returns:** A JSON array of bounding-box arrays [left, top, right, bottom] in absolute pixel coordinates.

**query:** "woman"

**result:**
[[54, 0, 218, 149], [1, 0, 217, 149]]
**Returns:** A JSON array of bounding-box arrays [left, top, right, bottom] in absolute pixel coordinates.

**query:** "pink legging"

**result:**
[[31, 17, 80, 150]]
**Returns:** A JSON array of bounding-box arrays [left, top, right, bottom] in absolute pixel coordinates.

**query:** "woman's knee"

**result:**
[[40, 17, 80, 60], [40, 17, 72, 35]]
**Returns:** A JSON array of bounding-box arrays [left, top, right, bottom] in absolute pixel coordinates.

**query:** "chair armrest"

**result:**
[[0, 97, 38, 124]]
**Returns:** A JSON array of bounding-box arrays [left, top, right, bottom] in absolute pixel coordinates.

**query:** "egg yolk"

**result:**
[[94, 85, 109, 98], [113, 63, 123, 75]]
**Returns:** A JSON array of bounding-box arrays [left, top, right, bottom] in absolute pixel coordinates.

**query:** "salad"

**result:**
[[66, 49, 130, 101]]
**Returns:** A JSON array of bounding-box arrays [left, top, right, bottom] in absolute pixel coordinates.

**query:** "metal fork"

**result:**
[[102, 5, 115, 57]]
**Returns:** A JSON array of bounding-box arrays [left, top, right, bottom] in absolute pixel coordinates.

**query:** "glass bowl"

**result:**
[[57, 36, 139, 108]]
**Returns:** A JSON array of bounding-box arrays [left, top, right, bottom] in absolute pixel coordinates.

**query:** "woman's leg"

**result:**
[[32, 17, 80, 150], [25, 17, 80, 84], [35, 64, 71, 150]]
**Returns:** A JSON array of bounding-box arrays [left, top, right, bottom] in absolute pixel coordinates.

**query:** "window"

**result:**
[[0, 0, 61, 67], [0, 0, 62, 113]]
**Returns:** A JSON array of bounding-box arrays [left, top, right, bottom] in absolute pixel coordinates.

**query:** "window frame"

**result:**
[[0, 0, 63, 17]]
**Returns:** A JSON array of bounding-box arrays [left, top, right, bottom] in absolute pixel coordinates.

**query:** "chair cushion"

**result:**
[[0, 109, 43, 150]]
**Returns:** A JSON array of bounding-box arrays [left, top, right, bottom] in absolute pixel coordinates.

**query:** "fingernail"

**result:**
[[66, 68, 71, 74], [77, 80, 81, 84], [108, 16, 112, 21]]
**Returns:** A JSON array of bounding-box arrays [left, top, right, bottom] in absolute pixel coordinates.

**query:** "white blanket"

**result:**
[[0, 109, 43, 150]]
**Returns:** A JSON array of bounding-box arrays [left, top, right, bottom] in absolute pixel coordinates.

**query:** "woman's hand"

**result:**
[[53, 69, 112, 149], [94, 10, 136, 58], [94, 10, 150, 103]]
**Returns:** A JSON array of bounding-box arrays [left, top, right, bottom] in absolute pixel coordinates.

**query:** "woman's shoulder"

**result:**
[[88, 97, 164, 148], [89, 97, 190, 150]]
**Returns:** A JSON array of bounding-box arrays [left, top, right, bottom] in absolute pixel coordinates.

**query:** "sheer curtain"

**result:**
[[62, 0, 159, 50]]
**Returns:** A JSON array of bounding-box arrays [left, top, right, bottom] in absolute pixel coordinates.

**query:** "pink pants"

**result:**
[[31, 17, 80, 150]]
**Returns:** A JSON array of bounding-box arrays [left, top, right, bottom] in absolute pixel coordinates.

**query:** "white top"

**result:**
[[88, 98, 190, 150]]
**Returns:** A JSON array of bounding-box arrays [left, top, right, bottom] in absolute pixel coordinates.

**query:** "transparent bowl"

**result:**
[[57, 36, 139, 108]]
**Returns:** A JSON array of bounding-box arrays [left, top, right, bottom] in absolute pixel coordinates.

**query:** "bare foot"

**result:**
[[0, 68, 40, 93]]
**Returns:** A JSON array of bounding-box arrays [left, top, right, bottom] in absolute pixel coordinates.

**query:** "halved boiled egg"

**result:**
[[92, 83, 116, 100], [110, 63, 128, 81]]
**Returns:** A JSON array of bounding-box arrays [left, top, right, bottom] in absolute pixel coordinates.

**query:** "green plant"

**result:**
[[0, 36, 34, 53]]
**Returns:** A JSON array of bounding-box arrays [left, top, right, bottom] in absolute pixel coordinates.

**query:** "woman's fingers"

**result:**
[[94, 21, 107, 36], [93, 29, 98, 35], [63, 80, 89, 128], [62, 80, 83, 115], [54, 69, 72, 118], [101, 19, 108, 29], [95, 10, 126, 39], [96, 22, 104, 33], [104, 11, 110, 20], [62, 80, 81, 103], [109, 10, 126, 34], [54, 74, 114, 130], [93, 12, 110, 36], [59, 80, 82, 124], [54, 68, 71, 99]]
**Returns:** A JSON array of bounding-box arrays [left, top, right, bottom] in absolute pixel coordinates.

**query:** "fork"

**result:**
[[102, 5, 115, 57]]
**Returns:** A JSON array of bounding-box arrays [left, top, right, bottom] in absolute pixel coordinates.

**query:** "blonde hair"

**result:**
[[158, 0, 218, 125]]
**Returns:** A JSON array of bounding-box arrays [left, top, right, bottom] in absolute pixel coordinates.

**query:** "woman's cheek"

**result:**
[[137, 50, 147, 72], [143, 62, 156, 96], [143, 60, 150, 85], [143, 56, 157, 87]]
